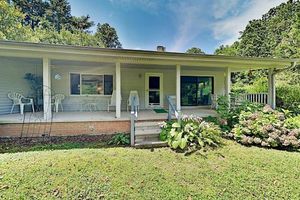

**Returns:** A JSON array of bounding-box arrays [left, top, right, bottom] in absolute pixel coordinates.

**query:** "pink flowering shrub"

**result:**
[[229, 105, 300, 149]]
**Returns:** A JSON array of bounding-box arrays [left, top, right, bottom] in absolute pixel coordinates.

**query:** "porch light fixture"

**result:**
[[54, 74, 62, 80]]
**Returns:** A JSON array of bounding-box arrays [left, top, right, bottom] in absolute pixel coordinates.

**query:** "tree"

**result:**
[[214, 42, 239, 56], [238, 0, 300, 58], [46, 0, 72, 32], [95, 23, 122, 48], [69, 15, 94, 33], [11, 0, 48, 30], [0, 0, 33, 40], [186, 47, 205, 54]]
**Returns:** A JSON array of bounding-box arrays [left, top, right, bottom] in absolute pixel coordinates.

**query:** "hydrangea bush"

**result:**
[[159, 115, 222, 153], [229, 105, 300, 149]]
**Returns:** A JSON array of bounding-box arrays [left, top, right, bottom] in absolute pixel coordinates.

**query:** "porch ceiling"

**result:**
[[0, 40, 294, 71]]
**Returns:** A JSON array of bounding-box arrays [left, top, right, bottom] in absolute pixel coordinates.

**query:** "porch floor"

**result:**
[[0, 108, 217, 123]]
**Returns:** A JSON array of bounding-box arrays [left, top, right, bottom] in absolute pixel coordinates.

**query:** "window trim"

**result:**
[[69, 72, 114, 96]]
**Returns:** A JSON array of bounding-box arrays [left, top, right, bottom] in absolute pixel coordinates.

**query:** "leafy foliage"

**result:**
[[214, 41, 239, 56], [1, 0, 121, 48], [186, 47, 205, 54], [0, 0, 33, 41], [95, 23, 122, 48], [229, 105, 300, 150], [108, 133, 130, 145], [160, 116, 222, 153], [215, 0, 300, 104], [216, 95, 263, 130], [284, 115, 300, 129]]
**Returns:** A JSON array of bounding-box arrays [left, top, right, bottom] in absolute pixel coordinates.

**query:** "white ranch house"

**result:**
[[0, 41, 295, 146]]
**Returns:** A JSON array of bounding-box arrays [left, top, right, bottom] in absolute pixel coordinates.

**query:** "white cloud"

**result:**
[[168, 1, 210, 52], [213, 0, 286, 46], [212, 0, 240, 19]]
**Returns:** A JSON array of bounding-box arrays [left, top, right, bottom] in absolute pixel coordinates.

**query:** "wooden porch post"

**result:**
[[268, 68, 276, 109], [115, 62, 121, 118], [225, 67, 231, 96], [176, 64, 181, 111], [43, 57, 52, 120]]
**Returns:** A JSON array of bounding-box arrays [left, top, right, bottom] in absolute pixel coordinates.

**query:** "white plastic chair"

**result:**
[[127, 90, 139, 111], [107, 90, 122, 112], [8, 92, 35, 115], [52, 94, 65, 112]]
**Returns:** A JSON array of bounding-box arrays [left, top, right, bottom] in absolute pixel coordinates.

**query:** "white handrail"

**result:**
[[130, 96, 138, 146], [167, 96, 180, 122]]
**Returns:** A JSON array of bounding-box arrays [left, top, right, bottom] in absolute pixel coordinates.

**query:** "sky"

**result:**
[[69, 0, 286, 54]]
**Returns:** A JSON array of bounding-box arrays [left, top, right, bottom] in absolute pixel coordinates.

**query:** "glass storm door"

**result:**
[[145, 73, 163, 108], [181, 76, 214, 106]]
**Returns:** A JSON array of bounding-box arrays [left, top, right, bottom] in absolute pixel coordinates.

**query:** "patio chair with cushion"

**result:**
[[107, 90, 122, 112], [52, 94, 65, 112], [8, 92, 35, 115], [127, 90, 140, 111]]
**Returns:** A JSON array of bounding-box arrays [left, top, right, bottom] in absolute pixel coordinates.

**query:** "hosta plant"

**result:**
[[229, 105, 300, 150], [108, 133, 130, 145], [160, 115, 222, 153]]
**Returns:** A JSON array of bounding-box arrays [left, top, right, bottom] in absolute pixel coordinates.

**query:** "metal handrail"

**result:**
[[167, 96, 180, 122], [130, 96, 138, 146]]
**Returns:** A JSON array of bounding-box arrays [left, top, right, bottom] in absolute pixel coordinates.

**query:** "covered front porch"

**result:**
[[0, 108, 217, 123], [0, 41, 292, 127]]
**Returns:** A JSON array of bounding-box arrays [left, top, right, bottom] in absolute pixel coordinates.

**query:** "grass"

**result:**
[[0, 141, 109, 154], [0, 140, 300, 199]]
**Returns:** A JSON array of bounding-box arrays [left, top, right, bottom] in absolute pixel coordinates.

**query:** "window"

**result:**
[[181, 76, 214, 106], [70, 73, 113, 95]]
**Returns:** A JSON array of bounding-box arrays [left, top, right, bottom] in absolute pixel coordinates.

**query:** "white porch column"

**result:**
[[268, 68, 276, 109], [43, 57, 52, 120], [225, 67, 231, 96], [176, 64, 181, 111], [115, 62, 121, 118]]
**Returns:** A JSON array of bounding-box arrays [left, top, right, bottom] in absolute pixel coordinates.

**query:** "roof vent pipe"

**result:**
[[157, 46, 166, 52]]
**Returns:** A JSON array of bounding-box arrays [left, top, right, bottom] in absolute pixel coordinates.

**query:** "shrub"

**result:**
[[108, 133, 130, 145], [277, 85, 300, 115], [159, 115, 222, 153], [285, 115, 300, 129], [216, 95, 263, 130], [229, 105, 300, 150]]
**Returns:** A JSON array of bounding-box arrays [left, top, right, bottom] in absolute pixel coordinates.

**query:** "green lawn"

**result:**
[[0, 140, 300, 199]]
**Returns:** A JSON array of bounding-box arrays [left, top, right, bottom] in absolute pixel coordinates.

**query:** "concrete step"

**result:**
[[135, 121, 163, 128], [135, 134, 160, 142], [135, 140, 167, 148], [135, 128, 161, 136]]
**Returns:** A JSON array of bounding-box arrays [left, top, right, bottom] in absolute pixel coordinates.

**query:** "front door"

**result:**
[[145, 73, 163, 108]]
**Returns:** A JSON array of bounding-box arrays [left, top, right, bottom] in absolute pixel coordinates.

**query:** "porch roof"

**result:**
[[0, 40, 296, 71]]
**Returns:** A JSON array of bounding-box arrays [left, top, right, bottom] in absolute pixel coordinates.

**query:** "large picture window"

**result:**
[[181, 76, 214, 106], [70, 73, 113, 95]]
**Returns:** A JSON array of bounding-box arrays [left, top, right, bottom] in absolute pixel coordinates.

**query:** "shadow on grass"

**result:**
[[0, 135, 131, 154], [0, 141, 130, 154]]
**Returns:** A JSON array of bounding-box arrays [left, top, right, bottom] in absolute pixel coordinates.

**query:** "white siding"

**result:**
[[0, 58, 42, 115], [51, 65, 115, 111], [0, 58, 228, 114], [121, 67, 176, 109]]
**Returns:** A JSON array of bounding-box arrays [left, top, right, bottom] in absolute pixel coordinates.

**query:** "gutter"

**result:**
[[274, 60, 298, 74]]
